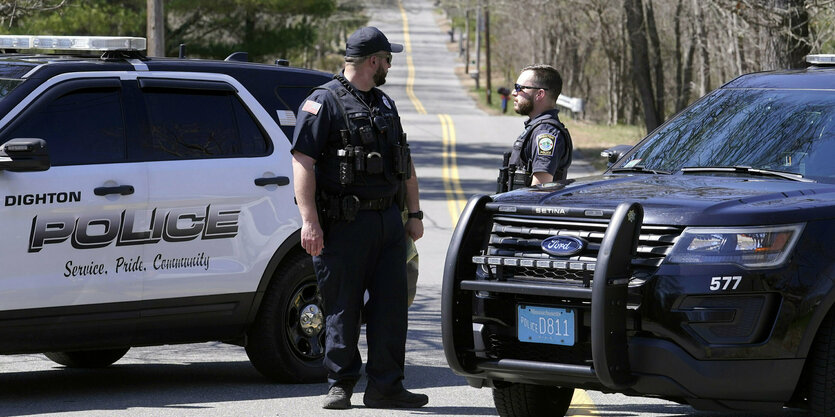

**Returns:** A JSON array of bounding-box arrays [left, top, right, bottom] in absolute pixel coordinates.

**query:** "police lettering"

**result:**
[[5, 191, 81, 206], [28, 205, 240, 252]]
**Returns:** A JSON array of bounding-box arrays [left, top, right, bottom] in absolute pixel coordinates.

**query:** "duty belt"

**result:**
[[357, 195, 394, 211], [319, 193, 395, 222]]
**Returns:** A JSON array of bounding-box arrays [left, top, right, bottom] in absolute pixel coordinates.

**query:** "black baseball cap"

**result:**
[[345, 26, 404, 57]]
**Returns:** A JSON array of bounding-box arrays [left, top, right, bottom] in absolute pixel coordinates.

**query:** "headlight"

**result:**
[[666, 224, 804, 269]]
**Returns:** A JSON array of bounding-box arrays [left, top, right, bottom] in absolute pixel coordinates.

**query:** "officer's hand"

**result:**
[[301, 221, 324, 256], [406, 218, 424, 241]]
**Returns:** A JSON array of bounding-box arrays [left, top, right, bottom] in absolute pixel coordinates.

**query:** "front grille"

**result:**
[[473, 215, 683, 286]]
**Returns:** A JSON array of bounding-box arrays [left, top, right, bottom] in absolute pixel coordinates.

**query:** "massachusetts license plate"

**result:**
[[517, 305, 575, 346]]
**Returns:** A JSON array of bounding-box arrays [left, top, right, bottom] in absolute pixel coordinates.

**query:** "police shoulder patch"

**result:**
[[536, 133, 556, 156]]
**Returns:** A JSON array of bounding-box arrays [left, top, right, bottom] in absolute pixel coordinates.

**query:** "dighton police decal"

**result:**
[[28, 205, 240, 253], [537, 133, 556, 156]]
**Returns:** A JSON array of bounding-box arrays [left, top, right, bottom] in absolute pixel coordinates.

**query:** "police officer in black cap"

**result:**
[[498, 64, 573, 192], [291, 26, 427, 410]]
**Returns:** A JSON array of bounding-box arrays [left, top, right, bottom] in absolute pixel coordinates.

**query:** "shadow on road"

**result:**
[[0, 360, 480, 416]]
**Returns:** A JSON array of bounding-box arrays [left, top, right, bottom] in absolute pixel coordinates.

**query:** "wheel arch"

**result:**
[[797, 280, 835, 358], [244, 228, 305, 326]]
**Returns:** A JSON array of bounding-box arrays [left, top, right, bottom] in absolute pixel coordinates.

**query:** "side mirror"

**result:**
[[0, 138, 50, 172], [600, 144, 633, 168]]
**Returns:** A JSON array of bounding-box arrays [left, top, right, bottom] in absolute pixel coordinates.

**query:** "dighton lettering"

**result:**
[[4, 191, 81, 206]]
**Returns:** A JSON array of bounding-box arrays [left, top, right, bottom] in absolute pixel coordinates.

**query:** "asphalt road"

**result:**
[[0, 0, 812, 416]]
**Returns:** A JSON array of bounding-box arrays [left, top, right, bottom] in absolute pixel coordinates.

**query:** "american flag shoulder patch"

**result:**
[[302, 100, 322, 115]]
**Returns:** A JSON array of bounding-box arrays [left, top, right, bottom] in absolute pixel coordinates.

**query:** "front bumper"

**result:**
[[441, 195, 803, 412]]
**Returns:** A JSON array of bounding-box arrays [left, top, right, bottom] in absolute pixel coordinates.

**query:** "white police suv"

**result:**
[[0, 35, 331, 381]]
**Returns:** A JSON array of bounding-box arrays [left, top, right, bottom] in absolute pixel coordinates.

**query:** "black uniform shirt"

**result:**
[[522, 109, 566, 176], [292, 78, 401, 200]]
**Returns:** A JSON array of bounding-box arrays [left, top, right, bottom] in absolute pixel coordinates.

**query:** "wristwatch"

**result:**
[[407, 210, 424, 220]]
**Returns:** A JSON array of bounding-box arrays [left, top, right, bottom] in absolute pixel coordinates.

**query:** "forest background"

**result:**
[[2, 0, 834, 134]]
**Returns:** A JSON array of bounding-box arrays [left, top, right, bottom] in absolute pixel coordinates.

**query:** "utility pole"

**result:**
[[474, 4, 481, 90], [485, 6, 491, 105], [464, 10, 470, 74], [146, 0, 164, 57]]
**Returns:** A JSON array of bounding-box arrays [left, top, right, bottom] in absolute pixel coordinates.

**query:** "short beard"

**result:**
[[515, 99, 533, 116], [373, 65, 387, 86]]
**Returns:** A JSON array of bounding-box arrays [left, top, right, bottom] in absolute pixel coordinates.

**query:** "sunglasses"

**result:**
[[374, 53, 392, 64], [514, 83, 548, 92]]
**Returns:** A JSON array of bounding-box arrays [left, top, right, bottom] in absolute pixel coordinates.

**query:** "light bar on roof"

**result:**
[[0, 35, 146, 51], [806, 54, 835, 65]]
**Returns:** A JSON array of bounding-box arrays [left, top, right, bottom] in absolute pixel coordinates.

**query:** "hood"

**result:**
[[492, 174, 835, 226]]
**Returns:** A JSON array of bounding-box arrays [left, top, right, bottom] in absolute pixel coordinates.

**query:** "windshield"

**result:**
[[619, 88, 835, 183]]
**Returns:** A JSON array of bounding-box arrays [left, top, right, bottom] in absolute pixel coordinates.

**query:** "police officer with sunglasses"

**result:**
[[291, 26, 427, 410], [498, 64, 573, 192]]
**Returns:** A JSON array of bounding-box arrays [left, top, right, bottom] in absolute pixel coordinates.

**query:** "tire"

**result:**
[[43, 347, 129, 368], [492, 383, 574, 417], [245, 251, 326, 383], [808, 309, 835, 416]]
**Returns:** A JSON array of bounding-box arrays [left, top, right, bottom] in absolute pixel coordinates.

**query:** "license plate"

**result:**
[[517, 305, 575, 346]]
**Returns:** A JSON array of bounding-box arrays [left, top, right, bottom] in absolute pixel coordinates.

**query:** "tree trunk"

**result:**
[[645, 0, 664, 124], [692, 0, 710, 97], [771, 0, 811, 69], [673, 0, 695, 112], [624, 0, 661, 131]]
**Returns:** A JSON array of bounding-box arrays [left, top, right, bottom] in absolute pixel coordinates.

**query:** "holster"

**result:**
[[497, 152, 511, 193]]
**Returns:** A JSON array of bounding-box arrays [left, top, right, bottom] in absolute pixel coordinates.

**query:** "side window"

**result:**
[[0, 86, 125, 166], [137, 89, 268, 161], [275, 86, 318, 141]]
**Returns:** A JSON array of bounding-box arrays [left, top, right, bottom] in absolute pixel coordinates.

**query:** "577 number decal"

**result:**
[[709, 275, 742, 291]]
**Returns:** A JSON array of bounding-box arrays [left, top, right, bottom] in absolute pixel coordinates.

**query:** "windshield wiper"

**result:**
[[611, 166, 672, 175], [680, 166, 814, 182]]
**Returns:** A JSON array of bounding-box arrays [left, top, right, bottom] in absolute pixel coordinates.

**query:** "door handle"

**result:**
[[254, 176, 290, 187], [94, 185, 135, 196]]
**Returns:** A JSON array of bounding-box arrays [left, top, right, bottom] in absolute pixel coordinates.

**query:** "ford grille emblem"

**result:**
[[541, 236, 586, 257]]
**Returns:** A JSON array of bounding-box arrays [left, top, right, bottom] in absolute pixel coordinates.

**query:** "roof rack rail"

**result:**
[[225, 52, 249, 62]]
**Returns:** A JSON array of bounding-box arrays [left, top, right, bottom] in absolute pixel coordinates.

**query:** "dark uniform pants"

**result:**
[[313, 204, 408, 394]]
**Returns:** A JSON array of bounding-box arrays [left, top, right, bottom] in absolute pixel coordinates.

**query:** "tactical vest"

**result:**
[[315, 76, 411, 220], [498, 117, 573, 193]]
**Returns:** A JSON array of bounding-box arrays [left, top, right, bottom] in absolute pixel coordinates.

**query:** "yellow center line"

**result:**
[[567, 389, 596, 416], [439, 114, 460, 222], [443, 114, 466, 214], [398, 0, 426, 114]]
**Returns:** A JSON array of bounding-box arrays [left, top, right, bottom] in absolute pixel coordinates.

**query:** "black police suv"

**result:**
[[0, 35, 334, 382], [442, 54, 835, 416]]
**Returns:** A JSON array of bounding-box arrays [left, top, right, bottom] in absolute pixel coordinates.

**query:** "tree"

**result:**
[[0, 0, 365, 69], [0, 0, 67, 29], [165, 0, 338, 63], [1, 0, 143, 36]]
